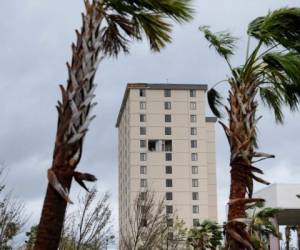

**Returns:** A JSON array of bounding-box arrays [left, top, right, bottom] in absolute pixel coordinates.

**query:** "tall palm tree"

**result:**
[[247, 202, 280, 249], [200, 7, 300, 249], [33, 1, 193, 249]]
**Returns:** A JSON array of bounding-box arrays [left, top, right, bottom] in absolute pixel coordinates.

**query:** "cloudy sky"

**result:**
[[1, 0, 300, 247]]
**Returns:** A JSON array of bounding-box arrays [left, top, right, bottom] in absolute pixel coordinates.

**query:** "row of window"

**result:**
[[140, 139, 197, 149], [140, 165, 199, 175], [140, 178, 200, 188], [139, 89, 197, 98], [140, 152, 198, 161], [140, 114, 197, 123], [140, 217, 200, 228], [140, 101, 197, 110], [140, 127, 198, 135], [139, 191, 199, 201], [166, 205, 199, 214]]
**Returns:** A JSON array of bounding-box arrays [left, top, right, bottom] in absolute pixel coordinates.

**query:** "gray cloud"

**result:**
[[0, 0, 300, 246]]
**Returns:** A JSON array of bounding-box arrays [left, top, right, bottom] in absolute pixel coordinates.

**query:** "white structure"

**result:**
[[255, 183, 300, 249], [116, 83, 218, 237]]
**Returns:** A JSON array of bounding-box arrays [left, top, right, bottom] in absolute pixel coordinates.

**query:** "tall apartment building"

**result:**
[[116, 83, 217, 236]]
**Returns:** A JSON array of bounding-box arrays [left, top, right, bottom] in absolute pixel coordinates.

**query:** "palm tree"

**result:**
[[200, 7, 300, 249], [33, 1, 193, 249], [187, 220, 223, 250], [247, 202, 280, 249]]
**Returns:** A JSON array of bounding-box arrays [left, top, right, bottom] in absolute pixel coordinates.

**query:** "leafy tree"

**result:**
[[187, 220, 223, 250], [246, 202, 280, 249], [200, 7, 300, 249], [0, 167, 27, 250], [34, 0, 193, 249]]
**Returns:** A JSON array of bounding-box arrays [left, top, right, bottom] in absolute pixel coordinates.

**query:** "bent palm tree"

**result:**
[[34, 1, 193, 249], [200, 7, 300, 249]]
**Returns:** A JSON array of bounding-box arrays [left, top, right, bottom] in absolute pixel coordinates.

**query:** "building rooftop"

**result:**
[[116, 83, 212, 127]]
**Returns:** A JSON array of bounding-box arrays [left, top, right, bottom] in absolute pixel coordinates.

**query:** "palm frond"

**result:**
[[259, 87, 284, 123], [199, 26, 237, 60], [207, 88, 223, 118], [262, 52, 300, 111], [248, 7, 300, 52], [102, 0, 194, 54]]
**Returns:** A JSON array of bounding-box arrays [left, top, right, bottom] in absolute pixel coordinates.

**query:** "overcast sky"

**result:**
[[1, 0, 300, 247]]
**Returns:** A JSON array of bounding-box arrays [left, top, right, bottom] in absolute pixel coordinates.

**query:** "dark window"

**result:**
[[165, 127, 172, 135], [167, 218, 174, 227], [191, 140, 197, 148], [191, 127, 197, 135], [190, 115, 196, 123], [190, 89, 196, 97], [192, 192, 199, 200], [166, 205, 173, 214], [165, 153, 172, 161], [191, 153, 198, 161], [192, 179, 199, 187], [140, 101, 146, 109], [140, 165, 147, 174], [193, 205, 199, 214], [165, 114, 172, 123], [193, 219, 200, 227], [166, 192, 173, 200], [140, 140, 146, 148], [140, 153, 147, 161], [164, 140, 172, 152], [166, 179, 173, 188], [192, 166, 198, 174], [140, 127, 146, 135], [140, 114, 146, 122], [140, 89, 146, 97], [166, 166, 172, 174], [164, 102, 171, 110], [141, 218, 147, 227], [164, 89, 171, 97], [140, 192, 147, 201]]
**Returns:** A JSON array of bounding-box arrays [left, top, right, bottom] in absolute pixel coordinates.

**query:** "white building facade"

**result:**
[[116, 83, 218, 237]]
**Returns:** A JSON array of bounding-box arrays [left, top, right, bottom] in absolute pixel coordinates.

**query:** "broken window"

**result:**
[[148, 140, 172, 152]]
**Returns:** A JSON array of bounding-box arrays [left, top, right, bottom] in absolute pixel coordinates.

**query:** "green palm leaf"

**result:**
[[200, 26, 237, 60], [248, 8, 300, 52], [207, 88, 223, 118]]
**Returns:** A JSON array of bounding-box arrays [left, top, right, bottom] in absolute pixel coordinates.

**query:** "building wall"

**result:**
[[118, 86, 217, 236]]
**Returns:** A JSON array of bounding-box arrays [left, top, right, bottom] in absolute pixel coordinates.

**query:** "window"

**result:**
[[167, 232, 174, 240], [140, 101, 146, 110], [191, 140, 197, 148], [191, 127, 197, 135], [192, 192, 199, 200], [164, 140, 172, 152], [165, 127, 172, 135], [139, 89, 146, 97], [140, 140, 146, 148], [190, 102, 196, 110], [165, 153, 172, 161], [164, 102, 171, 110], [192, 166, 198, 174], [165, 114, 172, 123], [190, 115, 196, 123], [164, 89, 171, 97], [140, 179, 147, 188], [140, 192, 147, 201], [193, 219, 200, 227], [190, 89, 196, 97], [167, 218, 174, 227], [140, 114, 146, 122], [166, 166, 172, 174], [166, 192, 173, 200], [140, 127, 146, 135], [191, 153, 198, 161], [166, 179, 173, 187], [141, 218, 147, 227], [140, 153, 147, 161], [192, 179, 199, 187], [193, 205, 199, 214], [166, 205, 173, 214], [140, 166, 147, 174]]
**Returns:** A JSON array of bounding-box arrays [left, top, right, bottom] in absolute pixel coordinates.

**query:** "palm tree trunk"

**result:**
[[285, 226, 291, 250], [34, 1, 103, 249], [224, 82, 264, 249], [34, 168, 72, 250]]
